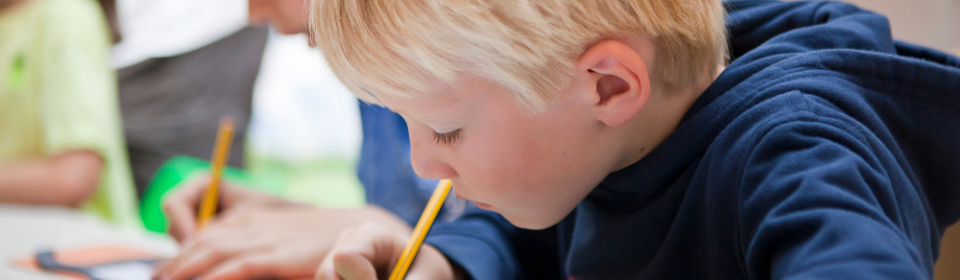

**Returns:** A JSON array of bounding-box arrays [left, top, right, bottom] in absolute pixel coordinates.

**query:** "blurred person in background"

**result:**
[[0, 0, 140, 229], [111, 0, 267, 198]]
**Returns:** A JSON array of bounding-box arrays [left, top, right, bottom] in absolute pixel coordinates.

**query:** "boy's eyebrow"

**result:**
[[410, 110, 458, 128], [389, 104, 447, 126], [392, 98, 461, 125], [419, 108, 454, 123]]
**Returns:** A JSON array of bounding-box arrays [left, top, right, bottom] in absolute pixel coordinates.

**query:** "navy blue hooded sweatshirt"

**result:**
[[424, 1, 960, 279]]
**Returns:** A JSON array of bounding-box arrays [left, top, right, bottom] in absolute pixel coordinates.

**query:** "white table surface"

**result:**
[[0, 204, 177, 280]]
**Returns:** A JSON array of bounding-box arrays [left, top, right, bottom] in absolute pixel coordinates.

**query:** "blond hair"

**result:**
[[311, 0, 728, 112]]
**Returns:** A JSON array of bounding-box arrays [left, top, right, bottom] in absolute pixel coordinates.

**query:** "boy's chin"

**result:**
[[500, 212, 567, 230]]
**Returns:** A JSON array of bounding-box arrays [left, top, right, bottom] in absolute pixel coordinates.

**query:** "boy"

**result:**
[[311, 0, 960, 279]]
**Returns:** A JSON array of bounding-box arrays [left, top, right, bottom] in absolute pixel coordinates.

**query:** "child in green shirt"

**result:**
[[0, 0, 139, 230]]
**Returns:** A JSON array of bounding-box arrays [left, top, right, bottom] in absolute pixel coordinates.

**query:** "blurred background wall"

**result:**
[[839, 0, 960, 53], [246, 31, 365, 207]]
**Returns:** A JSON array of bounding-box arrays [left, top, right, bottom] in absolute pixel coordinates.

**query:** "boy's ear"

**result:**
[[573, 40, 651, 127]]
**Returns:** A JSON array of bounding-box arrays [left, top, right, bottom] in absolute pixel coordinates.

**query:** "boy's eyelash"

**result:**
[[433, 129, 463, 145]]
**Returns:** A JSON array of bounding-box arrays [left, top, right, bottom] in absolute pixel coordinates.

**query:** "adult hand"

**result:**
[[155, 205, 412, 280], [314, 224, 464, 280], [162, 175, 304, 242]]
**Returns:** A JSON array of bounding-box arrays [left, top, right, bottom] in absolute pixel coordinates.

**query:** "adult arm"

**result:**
[[0, 150, 103, 207]]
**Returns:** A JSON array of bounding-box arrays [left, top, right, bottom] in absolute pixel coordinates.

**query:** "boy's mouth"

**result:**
[[474, 201, 493, 210], [451, 180, 491, 209]]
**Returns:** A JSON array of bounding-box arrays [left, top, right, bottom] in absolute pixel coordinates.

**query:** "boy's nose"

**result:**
[[409, 135, 458, 180]]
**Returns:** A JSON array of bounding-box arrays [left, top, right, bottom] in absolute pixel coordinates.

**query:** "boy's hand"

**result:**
[[162, 175, 304, 242], [315, 224, 462, 280], [155, 206, 412, 280]]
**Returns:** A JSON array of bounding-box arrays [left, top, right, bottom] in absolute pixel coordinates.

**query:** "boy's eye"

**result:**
[[432, 129, 463, 145]]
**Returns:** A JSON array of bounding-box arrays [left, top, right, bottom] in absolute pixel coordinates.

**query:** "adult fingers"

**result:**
[[177, 204, 259, 250], [198, 252, 308, 280], [200, 254, 280, 280], [155, 236, 253, 280], [163, 175, 212, 242]]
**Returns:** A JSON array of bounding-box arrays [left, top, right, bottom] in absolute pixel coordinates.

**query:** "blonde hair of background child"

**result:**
[[312, 0, 728, 113]]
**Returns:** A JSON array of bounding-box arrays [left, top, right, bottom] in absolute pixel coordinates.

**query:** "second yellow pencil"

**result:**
[[196, 117, 235, 230]]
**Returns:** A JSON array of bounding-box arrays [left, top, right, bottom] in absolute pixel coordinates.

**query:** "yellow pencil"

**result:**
[[387, 179, 453, 280], [196, 117, 235, 229]]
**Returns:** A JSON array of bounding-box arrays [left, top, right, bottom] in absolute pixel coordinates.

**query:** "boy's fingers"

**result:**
[[329, 224, 406, 280], [402, 245, 454, 280], [333, 252, 379, 280]]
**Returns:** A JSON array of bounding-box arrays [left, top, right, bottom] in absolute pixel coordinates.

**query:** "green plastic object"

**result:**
[[139, 155, 282, 233]]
